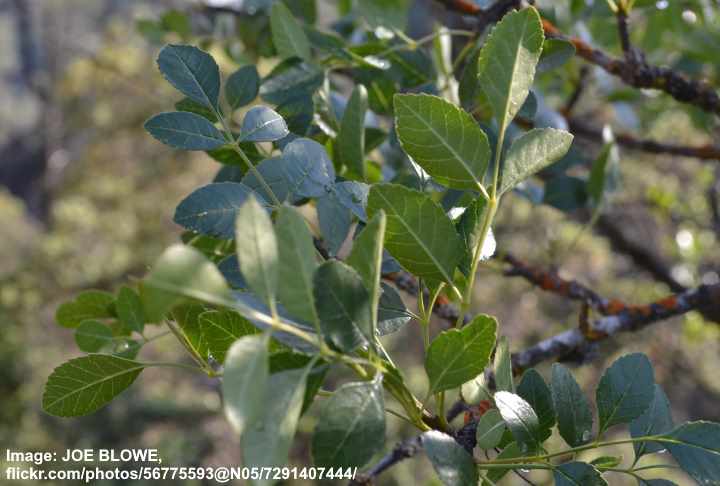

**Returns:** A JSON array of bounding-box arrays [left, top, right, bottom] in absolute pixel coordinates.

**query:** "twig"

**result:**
[[349, 436, 422, 485], [563, 66, 590, 116]]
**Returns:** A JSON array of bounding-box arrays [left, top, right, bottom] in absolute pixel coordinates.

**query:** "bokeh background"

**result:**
[[1, 0, 718, 484]]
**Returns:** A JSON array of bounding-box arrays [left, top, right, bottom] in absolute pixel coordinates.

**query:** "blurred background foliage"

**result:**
[[0, 0, 718, 484]]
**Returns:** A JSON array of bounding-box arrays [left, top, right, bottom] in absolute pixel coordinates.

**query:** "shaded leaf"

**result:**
[[347, 211, 386, 337], [217, 254, 247, 289], [596, 353, 655, 434], [367, 184, 463, 284], [425, 314, 497, 394], [517, 368, 555, 440], [394, 93, 490, 191], [157, 44, 220, 109], [630, 384, 674, 459], [500, 128, 574, 195], [337, 85, 369, 178], [145, 112, 226, 150], [422, 430, 478, 486], [313, 261, 372, 351], [43, 355, 144, 417], [312, 378, 385, 468], [377, 282, 412, 336], [175, 97, 218, 122], [174, 182, 263, 239], [664, 421, 720, 485], [538, 38, 576, 73], [483, 442, 521, 484], [552, 363, 594, 447], [475, 409, 506, 450], [260, 59, 324, 105], [225, 65, 260, 110]]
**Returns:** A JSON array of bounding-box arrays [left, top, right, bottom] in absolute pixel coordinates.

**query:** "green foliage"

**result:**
[[425, 314, 497, 394], [43, 355, 144, 417], [43, 4, 720, 485], [312, 378, 385, 468], [394, 93, 490, 191]]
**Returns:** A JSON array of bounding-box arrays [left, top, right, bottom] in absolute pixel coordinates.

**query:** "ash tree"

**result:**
[[45, 1, 720, 485]]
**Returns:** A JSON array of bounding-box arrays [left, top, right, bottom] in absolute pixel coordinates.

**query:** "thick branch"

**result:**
[[511, 282, 720, 372]]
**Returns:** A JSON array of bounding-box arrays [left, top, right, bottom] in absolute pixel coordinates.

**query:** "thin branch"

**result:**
[[568, 117, 720, 161], [563, 66, 590, 116], [349, 436, 422, 485]]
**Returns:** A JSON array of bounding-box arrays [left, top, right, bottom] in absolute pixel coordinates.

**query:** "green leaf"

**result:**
[[538, 38, 576, 73], [587, 138, 619, 207], [312, 378, 385, 468], [56, 290, 114, 328], [483, 442, 521, 484], [596, 353, 655, 434], [377, 282, 411, 335], [500, 128, 574, 195], [337, 85, 369, 178], [141, 244, 231, 322], [475, 409, 506, 450], [225, 65, 260, 111], [260, 59, 324, 105], [222, 333, 270, 436], [494, 391, 541, 452], [461, 373, 492, 405], [552, 363, 594, 447], [175, 97, 218, 122], [589, 455, 622, 468], [144, 112, 226, 150], [455, 196, 490, 275], [554, 462, 607, 486], [270, 1, 311, 61], [357, 0, 409, 31], [174, 182, 263, 239], [242, 363, 314, 486], [240, 106, 289, 142], [317, 191, 352, 256], [43, 355, 144, 417], [477, 7, 544, 132], [425, 314, 497, 394], [235, 195, 278, 307], [313, 261, 372, 351], [116, 286, 145, 334], [494, 336, 514, 392], [630, 384, 674, 459], [347, 211, 387, 337], [277, 95, 314, 135], [664, 421, 720, 485], [74, 320, 114, 353], [638, 480, 679, 486], [367, 184, 463, 284], [422, 430, 478, 486], [517, 368, 555, 440], [198, 310, 259, 364], [157, 44, 220, 109], [242, 138, 336, 203], [275, 206, 320, 326], [394, 93, 490, 191]]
